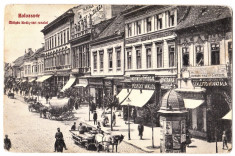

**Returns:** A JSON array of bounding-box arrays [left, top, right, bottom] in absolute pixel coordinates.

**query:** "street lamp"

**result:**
[[126, 97, 131, 140]]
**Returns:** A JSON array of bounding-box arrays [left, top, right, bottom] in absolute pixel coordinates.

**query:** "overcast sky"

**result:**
[[4, 4, 77, 63]]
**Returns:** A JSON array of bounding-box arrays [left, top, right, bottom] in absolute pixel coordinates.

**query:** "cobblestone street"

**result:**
[[3, 95, 144, 153]]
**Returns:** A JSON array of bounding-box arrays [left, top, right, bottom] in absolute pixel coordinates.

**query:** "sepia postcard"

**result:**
[[3, 3, 233, 154]]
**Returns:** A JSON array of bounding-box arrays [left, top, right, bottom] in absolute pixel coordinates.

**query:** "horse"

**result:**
[[94, 133, 124, 152]]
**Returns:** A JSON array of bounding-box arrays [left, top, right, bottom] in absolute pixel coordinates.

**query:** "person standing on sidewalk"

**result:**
[[93, 111, 98, 125], [4, 135, 11, 151], [112, 112, 116, 127], [132, 109, 137, 123], [222, 131, 228, 150], [138, 123, 144, 140], [71, 122, 76, 131]]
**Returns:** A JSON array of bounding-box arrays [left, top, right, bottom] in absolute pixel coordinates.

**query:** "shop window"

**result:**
[[136, 49, 142, 69], [196, 45, 204, 66], [127, 51, 132, 69], [93, 52, 97, 71], [168, 10, 175, 27], [182, 47, 189, 67], [157, 14, 163, 30], [157, 45, 163, 68], [116, 48, 121, 70], [146, 17, 152, 32], [136, 20, 141, 35], [228, 42, 232, 64], [99, 51, 104, 71], [146, 48, 152, 68], [169, 45, 175, 67], [211, 43, 220, 65], [108, 49, 113, 71], [127, 23, 132, 37]]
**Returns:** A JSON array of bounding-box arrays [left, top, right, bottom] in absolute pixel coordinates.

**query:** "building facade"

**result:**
[[175, 6, 232, 141], [41, 9, 74, 95]]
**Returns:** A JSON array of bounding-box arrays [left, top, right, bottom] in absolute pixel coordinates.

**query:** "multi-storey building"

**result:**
[[21, 48, 34, 81], [90, 13, 125, 107], [120, 5, 187, 122], [175, 6, 232, 141], [41, 9, 74, 95]]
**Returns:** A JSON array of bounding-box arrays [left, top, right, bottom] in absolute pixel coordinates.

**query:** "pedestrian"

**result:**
[[112, 112, 116, 127], [186, 129, 191, 147], [45, 94, 49, 104], [97, 122, 101, 129], [71, 122, 76, 131], [93, 111, 98, 125], [4, 135, 11, 151], [132, 108, 137, 123], [222, 131, 228, 150], [138, 123, 144, 140], [54, 128, 67, 152]]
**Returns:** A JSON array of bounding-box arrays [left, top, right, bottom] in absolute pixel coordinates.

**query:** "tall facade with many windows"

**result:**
[[175, 6, 232, 142], [41, 9, 74, 95]]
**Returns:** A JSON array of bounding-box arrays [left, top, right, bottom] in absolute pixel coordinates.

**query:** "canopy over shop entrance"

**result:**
[[29, 78, 36, 83], [183, 99, 205, 109], [116, 89, 132, 104], [36, 75, 53, 82], [121, 89, 154, 107], [222, 110, 232, 120], [61, 77, 76, 92]]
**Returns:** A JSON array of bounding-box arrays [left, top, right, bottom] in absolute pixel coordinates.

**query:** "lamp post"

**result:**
[[126, 97, 131, 140]]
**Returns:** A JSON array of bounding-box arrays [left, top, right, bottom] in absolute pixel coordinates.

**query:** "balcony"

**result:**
[[71, 28, 92, 40]]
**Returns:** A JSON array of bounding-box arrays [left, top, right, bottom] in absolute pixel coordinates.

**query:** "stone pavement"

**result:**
[[13, 93, 232, 153], [74, 106, 232, 153]]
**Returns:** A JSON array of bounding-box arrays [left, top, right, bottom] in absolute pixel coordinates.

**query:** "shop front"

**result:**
[[120, 74, 161, 125], [178, 65, 231, 141], [88, 77, 104, 108]]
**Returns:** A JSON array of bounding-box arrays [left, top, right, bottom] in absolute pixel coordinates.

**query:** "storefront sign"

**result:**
[[79, 79, 88, 85], [104, 80, 112, 86], [130, 74, 155, 82], [179, 92, 204, 100], [89, 79, 103, 86], [160, 77, 176, 89], [192, 78, 228, 87], [184, 65, 228, 78], [131, 83, 156, 90]]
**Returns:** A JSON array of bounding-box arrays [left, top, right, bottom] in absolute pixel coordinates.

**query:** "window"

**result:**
[[55, 35, 57, 47], [67, 29, 69, 42], [93, 52, 97, 70], [168, 10, 175, 27], [146, 48, 152, 68], [127, 23, 132, 37], [60, 32, 63, 45], [116, 48, 121, 69], [228, 42, 232, 64], [99, 51, 104, 71], [64, 31, 66, 44], [108, 49, 113, 70], [136, 21, 141, 35], [182, 47, 189, 66], [146, 17, 152, 32], [169, 45, 175, 67], [157, 14, 163, 30], [52, 37, 54, 48], [157, 45, 163, 68], [211, 43, 220, 65], [136, 49, 142, 69], [127, 51, 132, 69], [196, 45, 204, 66]]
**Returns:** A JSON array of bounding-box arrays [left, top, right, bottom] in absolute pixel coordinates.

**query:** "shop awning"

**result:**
[[183, 99, 205, 109], [29, 78, 36, 82], [36, 75, 53, 82], [116, 89, 132, 104], [61, 77, 76, 92], [74, 84, 88, 87], [121, 89, 154, 107], [222, 110, 232, 120], [22, 79, 26, 82]]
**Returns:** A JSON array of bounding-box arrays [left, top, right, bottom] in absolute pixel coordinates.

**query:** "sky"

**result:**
[[4, 4, 77, 63]]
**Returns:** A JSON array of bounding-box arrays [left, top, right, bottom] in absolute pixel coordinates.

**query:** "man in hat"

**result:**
[[4, 135, 11, 151], [71, 122, 76, 131], [54, 128, 67, 152], [93, 111, 98, 125]]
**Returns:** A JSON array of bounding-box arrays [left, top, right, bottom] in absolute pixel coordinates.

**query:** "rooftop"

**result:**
[[176, 6, 232, 30]]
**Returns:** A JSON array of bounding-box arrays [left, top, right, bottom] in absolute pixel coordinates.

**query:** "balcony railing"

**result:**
[[71, 28, 91, 40]]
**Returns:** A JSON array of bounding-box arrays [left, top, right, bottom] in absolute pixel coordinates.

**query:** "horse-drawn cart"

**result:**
[[70, 125, 124, 152]]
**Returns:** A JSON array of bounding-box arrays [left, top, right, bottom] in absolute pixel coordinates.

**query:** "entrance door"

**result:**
[[211, 93, 230, 141]]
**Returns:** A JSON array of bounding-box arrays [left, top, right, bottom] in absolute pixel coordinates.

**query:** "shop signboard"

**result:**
[[126, 74, 156, 90], [183, 65, 228, 79], [192, 78, 228, 87]]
